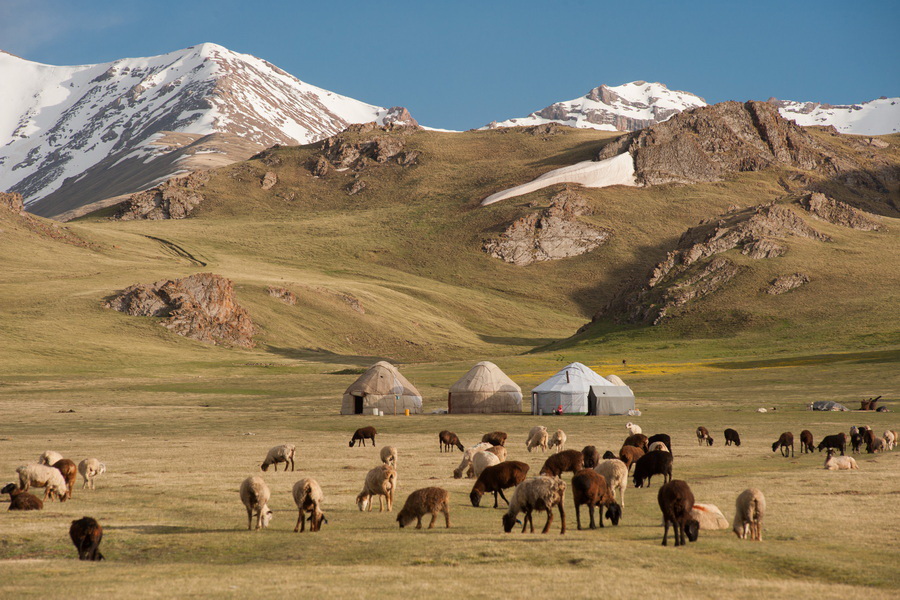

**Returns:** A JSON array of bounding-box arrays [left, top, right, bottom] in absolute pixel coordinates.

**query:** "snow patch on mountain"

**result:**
[[770, 97, 900, 136]]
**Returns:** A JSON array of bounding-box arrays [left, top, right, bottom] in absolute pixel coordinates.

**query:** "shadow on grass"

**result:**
[[106, 525, 236, 535], [712, 348, 900, 369], [477, 334, 558, 347]]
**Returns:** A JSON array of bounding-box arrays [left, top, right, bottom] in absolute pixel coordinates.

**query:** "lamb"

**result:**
[[526, 428, 549, 453], [525, 426, 548, 451], [453, 442, 494, 479], [38, 450, 64, 466], [396, 487, 451, 529], [78, 458, 106, 490], [772, 432, 794, 457], [486, 445, 508, 462], [470, 461, 530, 508], [239, 476, 273, 530], [632, 450, 673, 488], [594, 459, 628, 507], [260, 443, 296, 472], [800, 430, 815, 454], [648, 442, 669, 453], [548, 429, 567, 453], [357, 464, 397, 512], [884, 430, 897, 451], [658, 480, 700, 546], [625, 422, 642, 436], [380, 446, 398, 466], [438, 430, 464, 452], [690, 503, 729, 530], [349, 426, 377, 447], [292, 478, 326, 532], [817, 433, 847, 455], [52, 459, 77, 500], [581, 445, 601, 469], [481, 431, 508, 446], [502, 476, 567, 535], [70, 517, 104, 561], [472, 450, 501, 478], [696, 426, 713, 446], [618, 446, 645, 472], [733, 488, 765, 541], [647, 433, 672, 455], [1, 483, 43, 511], [724, 428, 742, 447], [16, 464, 68, 501], [539, 449, 585, 477], [623, 433, 649, 452], [824, 448, 859, 470], [571, 468, 621, 530]]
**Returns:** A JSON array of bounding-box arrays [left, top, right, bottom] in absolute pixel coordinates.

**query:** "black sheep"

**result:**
[[772, 432, 794, 457], [647, 433, 672, 455], [799, 430, 815, 454], [2, 483, 43, 511], [632, 450, 673, 488], [817, 433, 847, 456], [349, 426, 377, 447], [724, 428, 741, 447]]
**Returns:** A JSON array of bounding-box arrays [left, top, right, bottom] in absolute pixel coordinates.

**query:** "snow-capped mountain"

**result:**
[[0, 43, 415, 216], [768, 97, 899, 136]]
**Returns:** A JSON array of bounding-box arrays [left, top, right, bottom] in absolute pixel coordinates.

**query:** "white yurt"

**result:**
[[448, 361, 522, 414], [341, 361, 423, 415], [531, 362, 635, 415]]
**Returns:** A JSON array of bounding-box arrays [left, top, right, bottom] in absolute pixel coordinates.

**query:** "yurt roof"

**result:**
[[605, 374, 627, 387], [345, 361, 421, 397], [449, 361, 521, 393], [532, 362, 613, 393]]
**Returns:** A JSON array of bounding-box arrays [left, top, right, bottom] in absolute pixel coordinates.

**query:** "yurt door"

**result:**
[[354, 395, 364, 414]]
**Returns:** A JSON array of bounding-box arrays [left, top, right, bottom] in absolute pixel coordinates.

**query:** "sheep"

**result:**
[[486, 445, 508, 462], [862, 428, 877, 449], [539, 449, 584, 477], [724, 428, 742, 447], [602, 450, 617, 460], [632, 450, 673, 488], [472, 450, 501, 478], [866, 437, 885, 454], [594, 459, 628, 507], [885, 430, 898, 451], [850, 432, 863, 453], [690, 503, 729, 530], [526, 429, 549, 453], [349, 426, 377, 447], [380, 446, 398, 466], [292, 478, 327, 532], [481, 431, 508, 446], [52, 459, 77, 500], [625, 422, 642, 436], [239, 476, 273, 530], [581, 445, 601, 469], [696, 426, 713, 446], [571, 468, 621, 530], [78, 458, 106, 490], [396, 487, 451, 529], [16, 464, 68, 501], [357, 464, 397, 512], [623, 433, 649, 452], [70, 517, 104, 561], [502, 476, 567, 535], [800, 430, 815, 454], [772, 432, 794, 457], [525, 426, 547, 451], [618, 446, 645, 472], [548, 429, 567, 453], [658, 480, 700, 546], [470, 461, 530, 508], [1, 483, 43, 511], [647, 433, 672, 455], [817, 433, 847, 455], [733, 488, 765, 541], [453, 442, 494, 479], [438, 430, 464, 452], [38, 450, 64, 466], [824, 448, 859, 470], [648, 442, 669, 453], [260, 443, 296, 472], [849, 425, 859, 438]]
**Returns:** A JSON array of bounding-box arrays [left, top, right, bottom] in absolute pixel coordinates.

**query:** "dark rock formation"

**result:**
[[766, 273, 810, 295], [799, 192, 881, 231], [113, 171, 209, 220], [266, 286, 297, 305]]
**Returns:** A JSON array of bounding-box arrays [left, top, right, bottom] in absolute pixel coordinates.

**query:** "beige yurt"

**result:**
[[448, 361, 522, 414], [341, 361, 423, 415]]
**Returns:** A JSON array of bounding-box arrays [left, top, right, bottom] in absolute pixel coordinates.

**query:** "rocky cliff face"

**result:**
[[799, 192, 881, 231], [113, 171, 209, 220], [304, 122, 421, 178], [104, 273, 255, 347]]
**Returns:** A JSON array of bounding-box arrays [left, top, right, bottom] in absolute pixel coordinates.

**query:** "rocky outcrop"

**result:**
[[113, 171, 209, 220], [483, 190, 609, 266], [346, 179, 367, 195], [105, 273, 255, 348], [766, 273, 810, 295], [266, 286, 297, 305], [799, 192, 881, 231], [260, 171, 278, 190], [0, 192, 25, 214], [308, 123, 421, 175]]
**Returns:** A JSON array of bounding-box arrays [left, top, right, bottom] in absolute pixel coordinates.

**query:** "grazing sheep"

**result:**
[[292, 478, 326, 532], [78, 458, 106, 490], [453, 442, 494, 479], [690, 503, 729, 530], [502, 476, 567, 535], [866, 437, 885, 454], [548, 429, 567, 453], [581, 446, 601, 469], [16, 464, 68, 501], [602, 450, 617, 460], [527, 429, 549, 453], [239, 476, 273, 530], [380, 446, 398, 466], [397, 487, 451, 529], [625, 422, 642, 436], [850, 433, 863, 453], [349, 426, 377, 447], [482, 431, 508, 446], [539, 449, 585, 477], [594, 459, 628, 507], [884, 430, 897, 451], [571, 469, 621, 530], [696, 426, 713, 446], [260, 443, 296, 472], [817, 433, 847, 455], [632, 450, 673, 488], [800, 430, 815, 454], [438, 430, 464, 452], [357, 464, 397, 512], [647, 434, 672, 455], [70, 517, 104, 561], [733, 488, 765, 541], [52, 459, 77, 500], [618, 446, 645, 472], [38, 451, 64, 466], [724, 428, 742, 447], [658, 480, 700, 547], [824, 448, 859, 470], [470, 461, 530, 508], [525, 426, 548, 451], [486, 445, 508, 462], [472, 451, 501, 478], [648, 442, 669, 453], [623, 433, 649, 452], [1, 483, 43, 511], [862, 428, 877, 449], [772, 432, 794, 457]]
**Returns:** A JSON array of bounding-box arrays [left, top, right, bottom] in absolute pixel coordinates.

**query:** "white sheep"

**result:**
[[16, 464, 68, 501], [38, 451, 64, 466], [594, 458, 628, 507], [691, 503, 729, 530], [292, 478, 326, 532], [239, 476, 273, 530], [486, 445, 507, 462], [527, 429, 549, 453], [357, 464, 397, 512], [733, 488, 765, 541], [260, 443, 296, 472], [625, 422, 642, 436], [883, 430, 896, 451], [824, 449, 859, 470], [380, 446, 398, 466], [648, 441, 670, 453], [78, 458, 106, 490], [548, 429, 567, 453], [501, 476, 567, 534], [472, 451, 501, 478], [525, 426, 548, 452], [453, 442, 494, 478]]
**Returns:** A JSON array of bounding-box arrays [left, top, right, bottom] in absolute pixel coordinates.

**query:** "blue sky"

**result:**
[[2, 0, 898, 130]]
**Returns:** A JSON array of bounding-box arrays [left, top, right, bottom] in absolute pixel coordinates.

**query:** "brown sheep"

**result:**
[[52, 459, 77, 500], [70, 517, 104, 560], [539, 449, 584, 477], [799, 430, 815, 454], [772, 432, 794, 457], [482, 431, 508, 446], [696, 426, 713, 446], [623, 433, 649, 452], [349, 426, 377, 447], [2, 483, 43, 511], [439, 430, 464, 452], [571, 469, 621, 530], [470, 461, 530, 508], [817, 433, 847, 455], [618, 446, 645, 472], [658, 480, 700, 547], [581, 446, 601, 469], [397, 487, 451, 529]]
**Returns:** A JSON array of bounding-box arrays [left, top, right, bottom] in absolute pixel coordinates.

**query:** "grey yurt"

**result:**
[[341, 361, 423, 415], [448, 361, 522, 414], [531, 362, 634, 415]]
